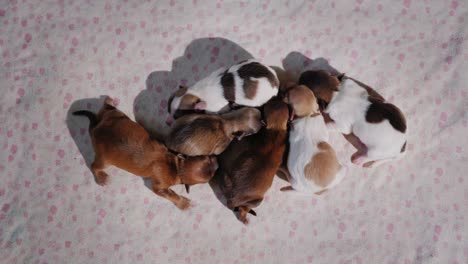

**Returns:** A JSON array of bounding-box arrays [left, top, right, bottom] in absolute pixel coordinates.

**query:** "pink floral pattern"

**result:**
[[0, 0, 467, 263]]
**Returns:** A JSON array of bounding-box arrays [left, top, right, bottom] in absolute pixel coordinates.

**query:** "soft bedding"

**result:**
[[0, 0, 467, 263]]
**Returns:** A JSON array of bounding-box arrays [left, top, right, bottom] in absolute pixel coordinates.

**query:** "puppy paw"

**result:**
[[176, 197, 192, 210], [239, 216, 249, 225], [95, 172, 109, 186]]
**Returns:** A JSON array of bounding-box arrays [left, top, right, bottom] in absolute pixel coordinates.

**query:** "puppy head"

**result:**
[[298, 70, 342, 110], [285, 85, 319, 118], [270, 66, 297, 93], [183, 155, 218, 185], [167, 85, 207, 120], [222, 107, 263, 135], [262, 98, 290, 130]]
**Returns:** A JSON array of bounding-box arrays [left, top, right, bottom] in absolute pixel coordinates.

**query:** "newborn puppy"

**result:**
[[73, 98, 218, 209], [270, 65, 297, 93], [281, 85, 346, 194], [167, 59, 279, 121], [166, 107, 263, 156], [217, 98, 290, 224], [299, 70, 407, 168]]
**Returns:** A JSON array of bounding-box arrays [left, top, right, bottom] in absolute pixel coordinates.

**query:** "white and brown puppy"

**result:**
[[167, 59, 279, 120], [281, 85, 346, 194], [166, 107, 263, 156], [299, 70, 407, 168]]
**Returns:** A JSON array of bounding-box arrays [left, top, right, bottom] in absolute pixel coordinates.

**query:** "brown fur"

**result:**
[[73, 98, 218, 210], [166, 107, 262, 156], [238, 61, 279, 99], [167, 86, 189, 113], [217, 98, 289, 224], [366, 97, 407, 133], [284, 85, 320, 118], [220, 70, 236, 102], [298, 70, 340, 111], [271, 66, 297, 93], [303, 142, 341, 188]]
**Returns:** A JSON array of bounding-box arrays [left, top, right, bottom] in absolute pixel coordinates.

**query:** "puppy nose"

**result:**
[[165, 116, 174, 126]]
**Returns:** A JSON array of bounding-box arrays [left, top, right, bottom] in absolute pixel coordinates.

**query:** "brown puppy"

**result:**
[[298, 70, 342, 112], [73, 98, 218, 209], [217, 98, 290, 224], [166, 107, 262, 156], [270, 66, 297, 93]]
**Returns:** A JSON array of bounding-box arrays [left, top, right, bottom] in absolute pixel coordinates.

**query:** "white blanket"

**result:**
[[1, 0, 467, 263]]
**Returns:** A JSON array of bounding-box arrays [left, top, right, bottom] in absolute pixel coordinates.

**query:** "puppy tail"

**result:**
[[73, 110, 98, 129]]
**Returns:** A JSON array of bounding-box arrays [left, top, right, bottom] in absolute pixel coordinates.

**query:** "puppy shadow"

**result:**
[[66, 95, 109, 182], [133, 37, 254, 140], [282, 51, 342, 80]]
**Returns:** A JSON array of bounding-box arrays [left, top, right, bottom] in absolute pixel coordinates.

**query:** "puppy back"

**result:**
[[167, 116, 228, 155], [366, 98, 407, 133], [304, 141, 341, 188]]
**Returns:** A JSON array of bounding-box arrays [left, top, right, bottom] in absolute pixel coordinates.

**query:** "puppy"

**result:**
[[270, 65, 297, 93], [217, 98, 290, 224], [299, 70, 407, 167], [281, 85, 346, 194], [73, 98, 218, 209], [167, 59, 279, 121], [166, 107, 263, 156]]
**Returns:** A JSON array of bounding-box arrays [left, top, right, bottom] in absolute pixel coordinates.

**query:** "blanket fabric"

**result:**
[[0, 0, 467, 263]]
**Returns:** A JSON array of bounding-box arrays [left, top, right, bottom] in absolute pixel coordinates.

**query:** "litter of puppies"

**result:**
[[73, 59, 407, 224]]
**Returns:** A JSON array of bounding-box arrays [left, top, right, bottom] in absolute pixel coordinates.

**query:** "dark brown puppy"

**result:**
[[73, 98, 218, 209], [217, 98, 290, 224], [166, 107, 262, 156]]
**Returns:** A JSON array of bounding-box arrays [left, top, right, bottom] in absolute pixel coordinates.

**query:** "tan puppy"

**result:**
[[281, 85, 346, 194], [270, 66, 297, 93], [166, 107, 263, 156], [217, 98, 290, 224], [73, 98, 218, 209]]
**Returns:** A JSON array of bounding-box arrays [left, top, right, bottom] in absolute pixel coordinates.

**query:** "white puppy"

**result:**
[[299, 70, 407, 168], [281, 85, 346, 194], [167, 59, 279, 121]]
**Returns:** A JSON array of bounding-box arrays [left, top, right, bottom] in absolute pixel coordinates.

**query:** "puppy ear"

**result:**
[[194, 100, 207, 110]]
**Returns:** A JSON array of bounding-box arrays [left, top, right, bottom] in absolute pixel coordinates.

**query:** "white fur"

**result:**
[[287, 115, 346, 194], [170, 59, 278, 114], [325, 79, 407, 166]]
